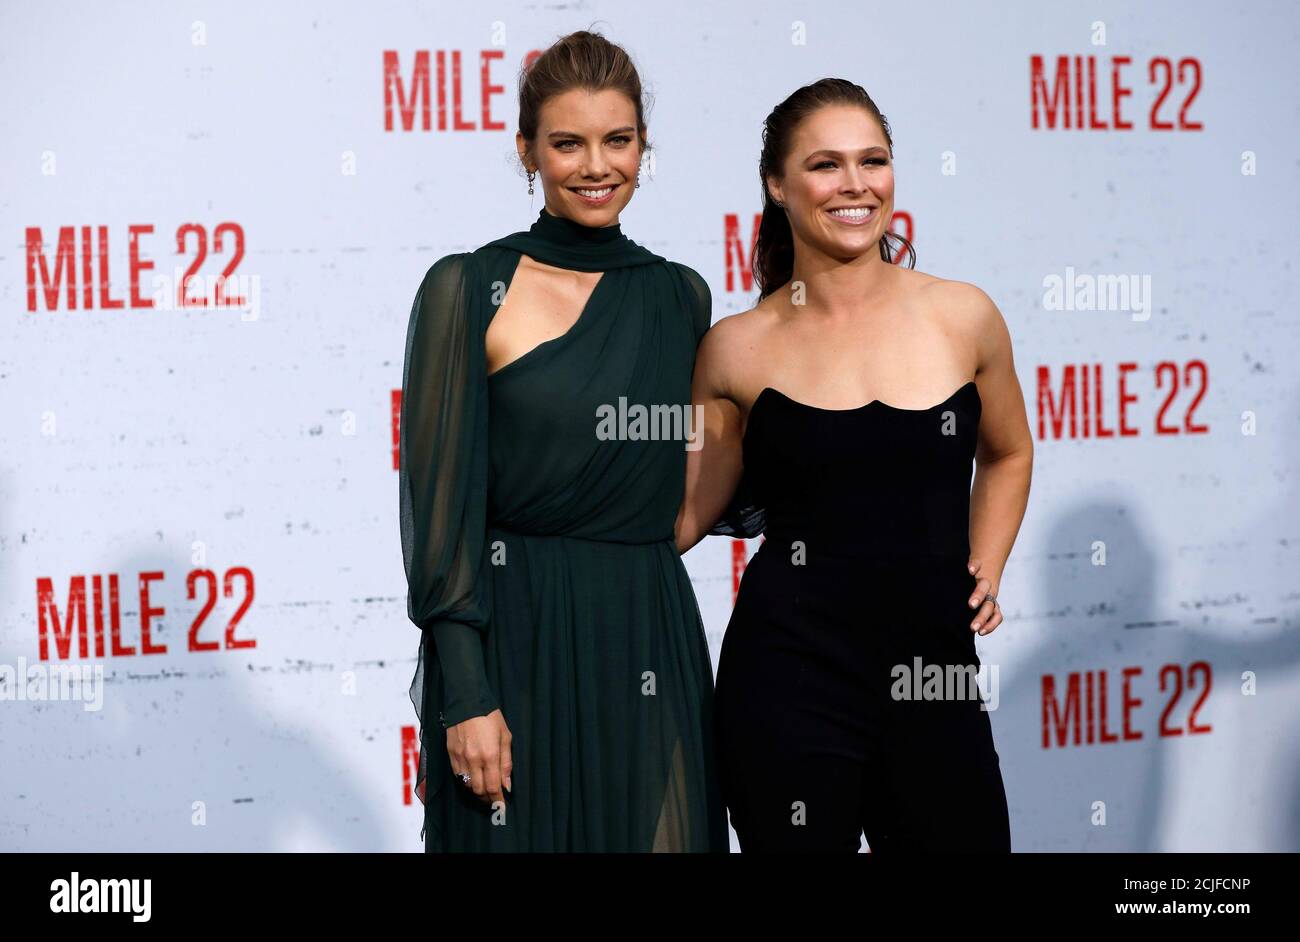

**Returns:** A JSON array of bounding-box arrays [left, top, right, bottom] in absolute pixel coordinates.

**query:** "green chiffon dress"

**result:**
[[399, 208, 728, 852]]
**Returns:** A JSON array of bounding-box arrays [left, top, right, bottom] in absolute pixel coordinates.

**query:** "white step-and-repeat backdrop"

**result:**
[[3, 1, 1297, 851]]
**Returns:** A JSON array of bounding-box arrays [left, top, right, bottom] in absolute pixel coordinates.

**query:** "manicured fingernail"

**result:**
[[971, 621, 980, 630]]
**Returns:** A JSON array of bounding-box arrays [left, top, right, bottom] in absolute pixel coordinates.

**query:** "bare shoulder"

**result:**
[[698, 298, 781, 356], [910, 272, 1008, 340], [695, 298, 782, 399], [909, 274, 1017, 379]]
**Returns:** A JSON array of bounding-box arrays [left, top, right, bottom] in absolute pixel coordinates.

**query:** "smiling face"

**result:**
[[517, 87, 643, 228], [766, 104, 895, 261]]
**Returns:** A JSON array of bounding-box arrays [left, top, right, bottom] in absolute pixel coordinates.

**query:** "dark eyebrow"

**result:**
[[804, 145, 889, 160], [546, 126, 638, 139]]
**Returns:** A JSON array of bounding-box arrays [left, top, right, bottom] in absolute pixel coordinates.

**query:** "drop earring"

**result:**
[[635, 168, 640, 189], [527, 170, 535, 196]]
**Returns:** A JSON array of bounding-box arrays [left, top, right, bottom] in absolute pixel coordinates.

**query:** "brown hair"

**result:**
[[754, 78, 916, 300], [517, 29, 652, 168]]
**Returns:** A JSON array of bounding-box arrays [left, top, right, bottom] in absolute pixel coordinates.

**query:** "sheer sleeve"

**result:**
[[671, 262, 713, 344], [400, 252, 500, 732]]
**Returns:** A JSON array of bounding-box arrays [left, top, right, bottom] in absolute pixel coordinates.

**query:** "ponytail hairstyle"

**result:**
[[753, 78, 915, 300], [516, 28, 652, 172]]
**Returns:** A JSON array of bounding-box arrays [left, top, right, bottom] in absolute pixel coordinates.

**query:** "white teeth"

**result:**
[[828, 207, 874, 219], [574, 186, 614, 198]]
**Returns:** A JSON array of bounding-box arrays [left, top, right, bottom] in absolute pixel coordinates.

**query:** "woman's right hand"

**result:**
[[446, 709, 512, 807]]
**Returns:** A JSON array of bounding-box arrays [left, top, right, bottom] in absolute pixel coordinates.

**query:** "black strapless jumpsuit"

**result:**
[[714, 380, 1011, 852]]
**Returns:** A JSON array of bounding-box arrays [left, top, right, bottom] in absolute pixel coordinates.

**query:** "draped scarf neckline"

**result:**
[[483, 207, 665, 272]]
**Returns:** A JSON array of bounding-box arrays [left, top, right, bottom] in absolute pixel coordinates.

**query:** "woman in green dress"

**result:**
[[399, 31, 728, 851]]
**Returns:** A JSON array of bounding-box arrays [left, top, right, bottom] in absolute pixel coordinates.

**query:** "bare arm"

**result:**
[[966, 287, 1034, 633], [676, 319, 746, 554]]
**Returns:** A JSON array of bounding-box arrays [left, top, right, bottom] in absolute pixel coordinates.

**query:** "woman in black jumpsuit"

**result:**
[[688, 78, 1031, 852], [714, 382, 1011, 851]]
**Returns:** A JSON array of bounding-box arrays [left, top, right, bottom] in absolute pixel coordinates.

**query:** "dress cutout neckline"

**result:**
[[486, 254, 607, 381]]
